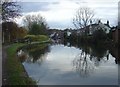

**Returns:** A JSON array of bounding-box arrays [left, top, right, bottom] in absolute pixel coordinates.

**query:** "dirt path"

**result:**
[[0, 45, 2, 86], [2, 45, 10, 85]]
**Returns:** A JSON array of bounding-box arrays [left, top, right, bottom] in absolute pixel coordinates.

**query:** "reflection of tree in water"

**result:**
[[22, 44, 50, 64], [89, 46, 109, 67], [73, 50, 95, 78], [67, 41, 109, 61], [90, 46, 107, 58], [72, 45, 110, 77]]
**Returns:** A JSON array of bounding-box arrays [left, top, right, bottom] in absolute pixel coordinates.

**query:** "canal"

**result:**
[[17, 42, 119, 85]]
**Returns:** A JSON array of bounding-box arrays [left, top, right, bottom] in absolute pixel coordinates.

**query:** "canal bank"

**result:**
[[2, 43, 36, 85], [2, 35, 50, 85], [2, 40, 119, 85]]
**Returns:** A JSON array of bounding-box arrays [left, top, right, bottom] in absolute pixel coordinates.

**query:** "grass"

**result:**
[[6, 43, 36, 85], [4, 34, 51, 85], [24, 35, 50, 42], [36, 35, 49, 42]]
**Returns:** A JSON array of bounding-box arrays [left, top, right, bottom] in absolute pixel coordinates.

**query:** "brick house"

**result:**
[[112, 27, 120, 44]]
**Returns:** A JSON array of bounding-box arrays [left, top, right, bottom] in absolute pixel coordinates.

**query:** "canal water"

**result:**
[[18, 43, 118, 85]]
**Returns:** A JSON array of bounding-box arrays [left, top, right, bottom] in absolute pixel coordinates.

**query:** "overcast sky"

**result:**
[[15, 0, 119, 29]]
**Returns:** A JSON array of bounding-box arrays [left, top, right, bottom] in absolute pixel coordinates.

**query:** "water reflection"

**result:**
[[62, 41, 118, 78], [27, 46, 49, 63], [17, 50, 28, 63], [17, 42, 118, 85], [109, 46, 120, 64], [72, 50, 111, 77], [73, 51, 95, 78], [18, 44, 50, 64], [63, 41, 119, 64]]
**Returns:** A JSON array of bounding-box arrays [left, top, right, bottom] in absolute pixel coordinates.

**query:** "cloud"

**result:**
[[18, 2, 51, 12], [17, 0, 79, 28], [16, 0, 119, 29], [48, 20, 74, 29]]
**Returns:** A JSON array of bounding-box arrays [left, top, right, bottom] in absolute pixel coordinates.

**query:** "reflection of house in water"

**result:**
[[110, 47, 120, 64]]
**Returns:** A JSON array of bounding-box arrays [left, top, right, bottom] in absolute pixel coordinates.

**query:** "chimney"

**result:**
[[107, 20, 109, 26], [90, 20, 92, 24], [98, 20, 101, 24]]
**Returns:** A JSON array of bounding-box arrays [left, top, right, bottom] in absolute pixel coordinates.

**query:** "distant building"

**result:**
[[112, 27, 120, 44], [49, 29, 64, 40], [89, 20, 111, 35], [66, 30, 72, 36], [77, 20, 111, 35]]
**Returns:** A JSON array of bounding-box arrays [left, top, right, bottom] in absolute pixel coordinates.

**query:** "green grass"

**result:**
[[6, 43, 36, 85], [24, 35, 50, 42], [36, 35, 49, 42], [5, 34, 50, 85]]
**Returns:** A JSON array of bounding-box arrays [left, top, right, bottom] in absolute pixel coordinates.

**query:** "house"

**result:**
[[66, 29, 72, 36], [77, 20, 111, 35], [89, 20, 111, 35], [48, 29, 64, 40], [112, 27, 120, 44]]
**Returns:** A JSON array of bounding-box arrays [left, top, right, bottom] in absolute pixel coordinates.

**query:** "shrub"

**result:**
[[92, 29, 107, 44]]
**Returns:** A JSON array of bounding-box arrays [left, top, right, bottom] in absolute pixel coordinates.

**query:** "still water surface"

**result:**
[[19, 43, 118, 85]]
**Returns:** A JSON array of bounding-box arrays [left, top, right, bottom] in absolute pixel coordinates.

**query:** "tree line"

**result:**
[[2, 0, 114, 45], [2, 0, 48, 44]]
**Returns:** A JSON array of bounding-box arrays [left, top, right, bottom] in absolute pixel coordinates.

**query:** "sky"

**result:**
[[15, 0, 119, 29]]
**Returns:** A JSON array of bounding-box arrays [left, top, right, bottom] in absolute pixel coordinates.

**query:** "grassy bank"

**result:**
[[6, 43, 36, 85], [24, 35, 50, 42]]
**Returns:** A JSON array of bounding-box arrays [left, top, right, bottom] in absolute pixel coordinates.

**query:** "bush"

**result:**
[[29, 22, 48, 35], [92, 29, 107, 44]]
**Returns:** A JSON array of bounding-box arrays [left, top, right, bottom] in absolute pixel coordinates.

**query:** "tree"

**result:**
[[29, 23, 41, 35], [2, 22, 27, 43], [73, 7, 94, 35], [23, 14, 49, 35], [17, 27, 28, 39], [2, 0, 21, 43], [29, 22, 48, 35], [23, 14, 48, 30], [0, 3, 2, 21], [2, 0, 21, 22]]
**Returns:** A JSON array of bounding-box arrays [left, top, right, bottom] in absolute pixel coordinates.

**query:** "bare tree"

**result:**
[[2, 0, 21, 22], [2, 0, 21, 43], [73, 7, 94, 34]]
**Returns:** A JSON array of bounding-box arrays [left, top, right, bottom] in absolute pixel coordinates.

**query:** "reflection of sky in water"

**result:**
[[23, 44, 118, 85]]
